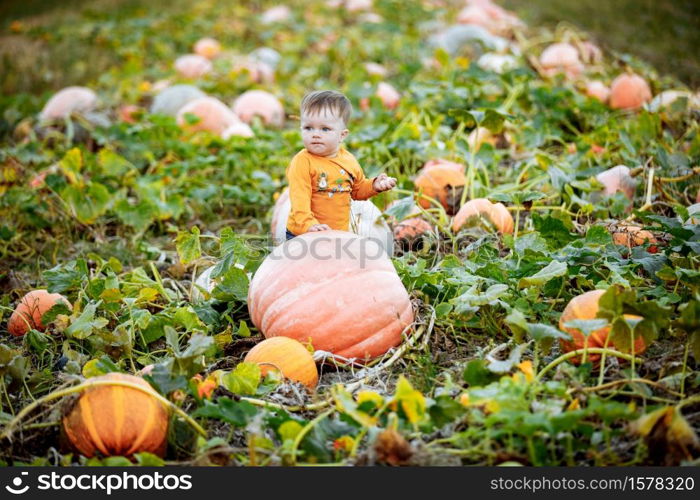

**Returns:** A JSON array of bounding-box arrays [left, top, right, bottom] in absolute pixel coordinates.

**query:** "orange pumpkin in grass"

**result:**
[[451, 198, 514, 234], [393, 217, 433, 242], [176, 96, 240, 136], [174, 54, 212, 79], [559, 289, 646, 363], [193, 37, 221, 60], [539, 43, 584, 80], [610, 223, 658, 253], [414, 160, 466, 214], [596, 165, 637, 200], [8, 290, 72, 336], [244, 337, 318, 389], [585, 80, 610, 103], [609, 73, 652, 110], [247, 231, 413, 361], [62, 373, 169, 458], [232, 90, 285, 127]]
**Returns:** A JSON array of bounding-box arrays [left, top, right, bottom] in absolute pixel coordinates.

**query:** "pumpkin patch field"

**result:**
[[1, 0, 700, 467]]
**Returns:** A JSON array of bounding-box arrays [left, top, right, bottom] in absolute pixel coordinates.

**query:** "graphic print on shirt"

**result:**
[[318, 172, 328, 191]]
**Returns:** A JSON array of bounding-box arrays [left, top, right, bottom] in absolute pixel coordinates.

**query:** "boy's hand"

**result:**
[[308, 224, 331, 232], [373, 173, 397, 192]]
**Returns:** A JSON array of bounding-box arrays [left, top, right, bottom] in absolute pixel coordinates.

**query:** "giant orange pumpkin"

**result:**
[[247, 231, 413, 361], [414, 160, 466, 214], [451, 198, 514, 234], [244, 337, 318, 389], [559, 289, 646, 363], [609, 73, 652, 110], [8, 290, 72, 336], [62, 373, 169, 458]]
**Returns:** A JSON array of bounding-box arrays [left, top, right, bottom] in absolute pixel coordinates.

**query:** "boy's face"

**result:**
[[300, 108, 348, 157]]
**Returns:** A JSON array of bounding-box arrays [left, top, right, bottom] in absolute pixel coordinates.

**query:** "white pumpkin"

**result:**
[[270, 189, 393, 256]]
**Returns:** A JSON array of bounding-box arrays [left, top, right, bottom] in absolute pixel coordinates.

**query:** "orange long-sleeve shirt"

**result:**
[[286, 148, 378, 234]]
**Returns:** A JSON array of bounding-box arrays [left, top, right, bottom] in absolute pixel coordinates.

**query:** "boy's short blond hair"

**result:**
[[301, 90, 352, 125]]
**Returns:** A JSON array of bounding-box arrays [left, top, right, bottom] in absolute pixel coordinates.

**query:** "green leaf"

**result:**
[[44, 259, 89, 293], [221, 362, 260, 396], [212, 267, 249, 302], [481, 108, 508, 133], [278, 420, 303, 442], [463, 359, 500, 387], [61, 182, 111, 224], [98, 149, 135, 178], [527, 324, 571, 352], [134, 452, 165, 466], [532, 214, 576, 249], [114, 198, 157, 232], [175, 226, 201, 264], [518, 260, 567, 288], [452, 284, 509, 315], [173, 306, 206, 332], [65, 302, 109, 339], [193, 397, 258, 427], [563, 319, 609, 338]]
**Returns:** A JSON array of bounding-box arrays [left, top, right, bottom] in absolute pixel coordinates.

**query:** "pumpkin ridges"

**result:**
[[78, 394, 109, 456], [259, 267, 399, 334], [112, 385, 125, 454], [125, 395, 164, 457], [261, 270, 409, 355], [335, 300, 412, 359], [62, 373, 168, 457], [250, 234, 395, 328]]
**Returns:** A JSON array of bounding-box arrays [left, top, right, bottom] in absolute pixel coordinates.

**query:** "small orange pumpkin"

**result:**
[[244, 337, 318, 389], [585, 80, 610, 103], [610, 223, 658, 253], [193, 37, 221, 60], [8, 290, 72, 336], [559, 289, 646, 363], [247, 231, 414, 361], [539, 43, 584, 80], [62, 373, 169, 458], [414, 160, 466, 214], [609, 73, 652, 110], [451, 198, 514, 234], [394, 217, 433, 242], [174, 54, 212, 79]]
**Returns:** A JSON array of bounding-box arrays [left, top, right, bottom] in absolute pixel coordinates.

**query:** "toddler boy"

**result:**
[[285, 90, 396, 239]]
